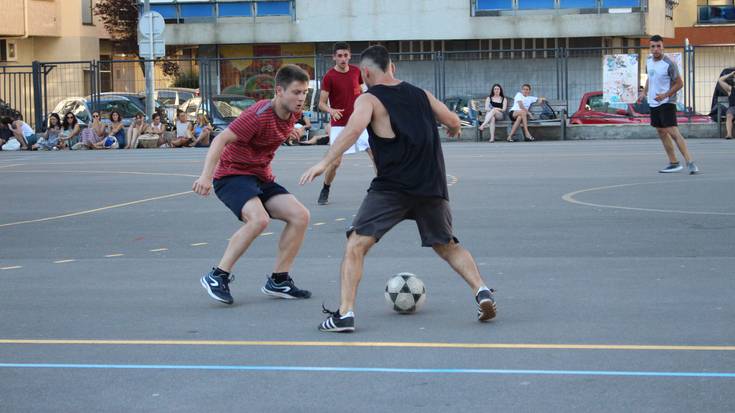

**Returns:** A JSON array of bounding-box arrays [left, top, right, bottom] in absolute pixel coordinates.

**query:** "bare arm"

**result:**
[[484, 97, 491, 112], [502, 98, 508, 112], [425, 90, 461, 137], [300, 94, 373, 184], [192, 128, 238, 196], [718, 73, 734, 95]]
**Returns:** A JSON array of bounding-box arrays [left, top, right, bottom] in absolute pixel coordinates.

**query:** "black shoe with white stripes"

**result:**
[[476, 288, 497, 322], [261, 276, 312, 299], [200, 268, 234, 305], [318, 305, 355, 333]]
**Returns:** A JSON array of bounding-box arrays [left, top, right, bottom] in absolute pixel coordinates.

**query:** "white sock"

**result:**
[[476, 286, 490, 295], [342, 311, 354, 319]]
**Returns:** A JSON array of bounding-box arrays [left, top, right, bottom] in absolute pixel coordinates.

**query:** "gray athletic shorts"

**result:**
[[347, 190, 458, 247]]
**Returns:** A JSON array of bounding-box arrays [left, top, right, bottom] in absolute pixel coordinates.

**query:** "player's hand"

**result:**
[[299, 161, 329, 185], [192, 176, 212, 196], [445, 126, 461, 139], [655, 93, 668, 102], [330, 108, 344, 121], [287, 127, 301, 142]]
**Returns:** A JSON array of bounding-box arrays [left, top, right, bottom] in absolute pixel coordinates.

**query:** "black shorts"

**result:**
[[650, 103, 677, 128], [213, 175, 289, 221], [347, 190, 458, 247]]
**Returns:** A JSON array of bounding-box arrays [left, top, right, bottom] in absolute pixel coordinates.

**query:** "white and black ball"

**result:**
[[384, 272, 426, 313]]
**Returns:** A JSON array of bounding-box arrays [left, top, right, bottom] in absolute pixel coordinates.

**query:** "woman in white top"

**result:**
[[136, 112, 165, 148], [170, 110, 194, 148], [9, 115, 37, 149], [508, 84, 544, 142], [478, 84, 508, 143]]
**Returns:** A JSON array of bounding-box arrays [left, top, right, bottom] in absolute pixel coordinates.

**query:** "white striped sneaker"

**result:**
[[318, 305, 355, 333], [476, 288, 497, 322]]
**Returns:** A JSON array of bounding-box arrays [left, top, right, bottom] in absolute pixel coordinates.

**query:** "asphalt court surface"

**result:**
[[1, 140, 734, 412]]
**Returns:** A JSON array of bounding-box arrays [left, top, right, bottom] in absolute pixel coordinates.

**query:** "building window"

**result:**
[[219, 2, 253, 17], [180, 3, 214, 19], [603, 0, 641, 7], [151, 4, 178, 20], [82, 0, 94, 25], [255, 1, 291, 16], [476, 0, 514, 10], [518, 0, 556, 9], [560, 0, 599, 8]]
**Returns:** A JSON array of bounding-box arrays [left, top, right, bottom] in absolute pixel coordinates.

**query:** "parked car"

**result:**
[[154, 88, 197, 124], [98, 92, 172, 129], [570, 91, 712, 125], [51, 95, 144, 127], [179, 94, 257, 132]]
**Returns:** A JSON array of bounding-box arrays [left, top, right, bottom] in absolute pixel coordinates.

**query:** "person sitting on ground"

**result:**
[[125, 112, 146, 149], [298, 122, 330, 146], [718, 71, 735, 139], [135, 113, 165, 148], [171, 110, 194, 148], [286, 113, 312, 145], [32, 113, 62, 151], [107, 111, 126, 148], [77, 111, 107, 149], [60, 112, 81, 149], [478, 83, 508, 143], [508, 83, 544, 142], [0, 117, 13, 148], [190, 112, 213, 147], [8, 114, 38, 150]]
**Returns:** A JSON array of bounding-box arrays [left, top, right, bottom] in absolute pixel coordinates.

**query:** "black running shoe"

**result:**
[[476, 288, 497, 322], [261, 276, 312, 299], [200, 268, 234, 305], [318, 305, 355, 333], [317, 186, 330, 205]]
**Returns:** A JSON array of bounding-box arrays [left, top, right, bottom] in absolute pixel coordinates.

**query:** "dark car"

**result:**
[[98, 92, 172, 129], [179, 95, 257, 132]]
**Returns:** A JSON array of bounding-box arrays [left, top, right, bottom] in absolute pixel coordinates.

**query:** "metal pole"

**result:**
[[144, 0, 155, 120]]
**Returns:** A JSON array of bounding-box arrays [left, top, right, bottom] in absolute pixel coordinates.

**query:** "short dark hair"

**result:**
[[0, 117, 12, 125], [650, 35, 664, 43], [275, 64, 309, 90], [360, 45, 391, 72], [333, 42, 350, 54], [152, 112, 161, 120], [522, 83, 532, 89]]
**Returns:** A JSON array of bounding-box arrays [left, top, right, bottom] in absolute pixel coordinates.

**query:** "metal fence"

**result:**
[[1, 44, 733, 131]]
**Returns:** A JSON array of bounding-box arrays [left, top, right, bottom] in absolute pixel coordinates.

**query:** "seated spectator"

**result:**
[[508, 83, 544, 142], [135, 113, 165, 148], [298, 122, 330, 146], [0, 117, 13, 148], [60, 112, 81, 149], [478, 84, 508, 143], [8, 114, 38, 149], [107, 111, 126, 148], [125, 112, 146, 149], [32, 113, 62, 151], [190, 112, 212, 147], [286, 113, 312, 146], [170, 110, 194, 148], [75, 111, 107, 149], [718, 71, 735, 139]]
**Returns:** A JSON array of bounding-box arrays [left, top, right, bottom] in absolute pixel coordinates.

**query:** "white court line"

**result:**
[[0, 164, 24, 169], [259, 232, 274, 237], [313, 222, 325, 226], [149, 248, 168, 252], [190, 243, 208, 247], [104, 254, 124, 258], [0, 266, 23, 270], [53, 259, 76, 264], [335, 218, 346, 221]]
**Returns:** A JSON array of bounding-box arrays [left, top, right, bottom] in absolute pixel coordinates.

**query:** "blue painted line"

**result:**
[[0, 363, 734, 378]]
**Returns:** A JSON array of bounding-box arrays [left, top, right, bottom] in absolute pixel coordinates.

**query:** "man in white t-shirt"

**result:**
[[639, 34, 699, 174], [508, 84, 543, 142]]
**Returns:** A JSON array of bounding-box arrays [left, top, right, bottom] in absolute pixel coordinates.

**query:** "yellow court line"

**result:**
[[0, 191, 194, 228], [0, 339, 732, 352]]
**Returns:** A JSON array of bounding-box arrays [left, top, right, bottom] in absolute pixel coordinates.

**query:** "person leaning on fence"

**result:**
[[32, 113, 62, 151], [508, 84, 544, 142], [717, 71, 735, 140], [478, 83, 508, 143], [125, 112, 146, 149], [60, 112, 81, 149]]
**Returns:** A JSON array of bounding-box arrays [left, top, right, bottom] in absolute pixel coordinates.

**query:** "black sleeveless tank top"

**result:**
[[365, 82, 448, 200], [490, 98, 503, 108], [730, 85, 735, 108]]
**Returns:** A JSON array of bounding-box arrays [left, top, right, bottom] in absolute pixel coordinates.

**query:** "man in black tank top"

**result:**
[[718, 71, 735, 139], [300, 45, 497, 333]]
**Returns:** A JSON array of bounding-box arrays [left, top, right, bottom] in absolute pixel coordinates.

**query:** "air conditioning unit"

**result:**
[[0, 40, 19, 62]]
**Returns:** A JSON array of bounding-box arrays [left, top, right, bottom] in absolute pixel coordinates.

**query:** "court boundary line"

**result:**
[[1, 339, 733, 351]]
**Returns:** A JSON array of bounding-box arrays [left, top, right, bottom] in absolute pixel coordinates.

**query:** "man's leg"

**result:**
[[667, 126, 692, 163], [264, 194, 310, 273], [432, 241, 485, 293], [217, 197, 270, 272], [726, 113, 733, 138], [508, 114, 522, 141], [338, 233, 377, 315], [656, 128, 678, 164], [319, 154, 342, 205], [521, 111, 533, 139]]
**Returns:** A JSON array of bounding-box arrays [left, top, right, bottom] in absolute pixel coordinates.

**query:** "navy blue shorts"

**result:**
[[213, 175, 289, 221]]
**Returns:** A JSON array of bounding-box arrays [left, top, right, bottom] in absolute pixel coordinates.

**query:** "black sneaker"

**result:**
[[476, 288, 497, 322], [318, 305, 355, 333], [261, 276, 312, 299], [200, 268, 234, 305], [659, 163, 683, 173], [317, 186, 330, 205]]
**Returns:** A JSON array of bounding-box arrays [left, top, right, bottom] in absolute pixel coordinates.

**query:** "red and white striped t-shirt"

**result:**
[[213, 100, 298, 182]]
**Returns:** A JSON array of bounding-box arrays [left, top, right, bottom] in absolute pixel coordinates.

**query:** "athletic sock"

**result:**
[[213, 267, 230, 277], [476, 286, 490, 295], [271, 272, 289, 283], [342, 311, 354, 319]]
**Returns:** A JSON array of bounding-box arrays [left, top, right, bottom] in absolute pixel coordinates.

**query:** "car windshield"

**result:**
[[95, 99, 141, 118], [213, 97, 256, 119]]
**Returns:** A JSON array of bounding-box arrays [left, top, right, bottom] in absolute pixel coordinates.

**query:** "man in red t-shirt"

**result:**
[[317, 42, 372, 206], [192, 65, 312, 305]]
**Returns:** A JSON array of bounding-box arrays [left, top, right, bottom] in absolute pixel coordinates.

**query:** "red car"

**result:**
[[570, 91, 712, 125]]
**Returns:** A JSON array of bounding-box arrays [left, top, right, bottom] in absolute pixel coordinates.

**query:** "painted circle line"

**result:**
[[562, 180, 735, 216]]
